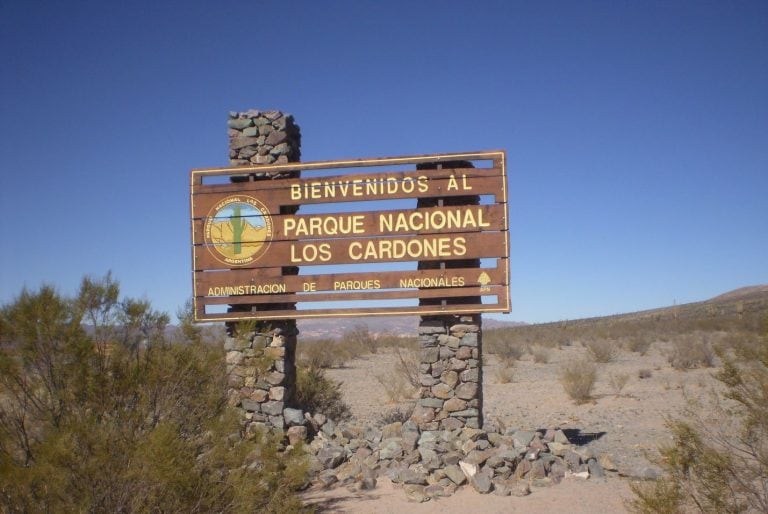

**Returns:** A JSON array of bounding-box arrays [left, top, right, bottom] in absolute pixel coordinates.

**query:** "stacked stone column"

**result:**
[[224, 109, 302, 433], [412, 314, 483, 431]]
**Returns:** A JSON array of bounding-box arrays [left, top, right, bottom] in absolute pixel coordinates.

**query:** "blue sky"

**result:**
[[1, 0, 766, 323]]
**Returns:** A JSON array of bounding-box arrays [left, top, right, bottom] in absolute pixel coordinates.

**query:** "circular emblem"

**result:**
[[204, 195, 273, 266]]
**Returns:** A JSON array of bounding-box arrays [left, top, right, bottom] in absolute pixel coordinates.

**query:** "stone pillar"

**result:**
[[223, 109, 301, 433], [411, 160, 484, 431], [412, 314, 483, 431]]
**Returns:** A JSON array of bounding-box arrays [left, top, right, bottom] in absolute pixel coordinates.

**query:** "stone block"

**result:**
[[431, 383, 454, 399], [459, 332, 479, 347], [444, 397, 468, 412], [455, 382, 478, 400], [421, 347, 440, 363], [283, 408, 305, 427], [261, 401, 284, 416]]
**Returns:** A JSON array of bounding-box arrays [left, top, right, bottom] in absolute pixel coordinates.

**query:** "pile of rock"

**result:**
[[413, 316, 483, 431], [227, 109, 301, 167], [302, 418, 614, 501]]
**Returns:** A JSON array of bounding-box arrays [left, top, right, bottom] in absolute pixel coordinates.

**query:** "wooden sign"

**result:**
[[190, 151, 510, 321]]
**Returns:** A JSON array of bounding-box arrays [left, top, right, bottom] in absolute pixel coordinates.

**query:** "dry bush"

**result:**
[[559, 359, 598, 404], [392, 347, 420, 388], [376, 403, 415, 426], [638, 368, 653, 379], [624, 336, 653, 355], [666, 335, 716, 369], [342, 323, 378, 354], [375, 372, 415, 403], [628, 333, 768, 513], [297, 339, 347, 369], [609, 372, 630, 395], [531, 345, 551, 364], [585, 339, 618, 363], [486, 338, 526, 363], [493, 364, 515, 384]]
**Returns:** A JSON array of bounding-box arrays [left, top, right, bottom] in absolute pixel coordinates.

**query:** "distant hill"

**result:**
[[296, 285, 768, 339], [297, 315, 524, 339]]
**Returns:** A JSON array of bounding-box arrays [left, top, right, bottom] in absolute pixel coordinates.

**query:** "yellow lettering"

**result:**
[[447, 175, 459, 190]]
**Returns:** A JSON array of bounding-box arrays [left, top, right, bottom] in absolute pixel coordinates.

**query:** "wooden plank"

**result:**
[[193, 260, 508, 296], [192, 166, 502, 195], [195, 299, 509, 322], [193, 231, 508, 270], [191, 150, 506, 181], [198, 285, 505, 305], [191, 174, 505, 216], [192, 204, 507, 244]]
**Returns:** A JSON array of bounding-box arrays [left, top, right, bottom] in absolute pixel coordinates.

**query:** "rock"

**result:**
[[444, 397, 468, 412], [400, 468, 428, 485], [572, 470, 590, 479], [286, 425, 307, 445], [421, 347, 440, 363], [443, 464, 467, 485], [450, 323, 479, 333], [554, 429, 570, 444], [460, 333, 479, 347], [588, 458, 605, 478], [510, 479, 532, 496], [419, 398, 445, 409], [512, 430, 536, 448], [460, 368, 479, 382], [359, 475, 377, 490], [265, 371, 285, 385], [432, 383, 454, 399], [455, 382, 478, 400], [317, 446, 345, 469], [459, 460, 479, 480], [528, 459, 547, 479], [283, 408, 305, 426], [564, 450, 582, 471], [598, 453, 618, 471], [547, 441, 571, 456], [411, 405, 435, 425], [574, 445, 595, 461], [492, 479, 511, 496], [381, 422, 402, 440], [317, 470, 338, 488], [379, 439, 403, 460], [240, 399, 261, 412], [404, 484, 429, 503], [269, 386, 285, 401], [450, 408, 479, 418], [261, 401, 284, 416], [227, 118, 253, 130], [469, 471, 493, 493], [424, 484, 447, 498]]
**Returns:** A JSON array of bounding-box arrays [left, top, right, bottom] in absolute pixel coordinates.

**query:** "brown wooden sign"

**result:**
[[190, 151, 510, 321]]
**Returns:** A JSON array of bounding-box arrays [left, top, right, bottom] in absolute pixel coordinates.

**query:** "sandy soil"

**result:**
[[304, 340, 722, 512]]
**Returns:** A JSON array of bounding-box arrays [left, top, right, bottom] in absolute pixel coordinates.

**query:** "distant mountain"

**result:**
[[297, 315, 524, 339]]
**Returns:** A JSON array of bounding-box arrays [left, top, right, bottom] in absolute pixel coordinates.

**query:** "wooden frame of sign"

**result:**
[[190, 150, 510, 321]]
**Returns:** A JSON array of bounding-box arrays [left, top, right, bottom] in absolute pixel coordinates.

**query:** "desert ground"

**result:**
[[302, 338, 725, 512]]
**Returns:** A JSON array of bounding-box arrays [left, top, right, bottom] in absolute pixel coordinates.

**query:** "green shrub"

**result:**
[[294, 365, 351, 421], [0, 275, 310, 513]]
